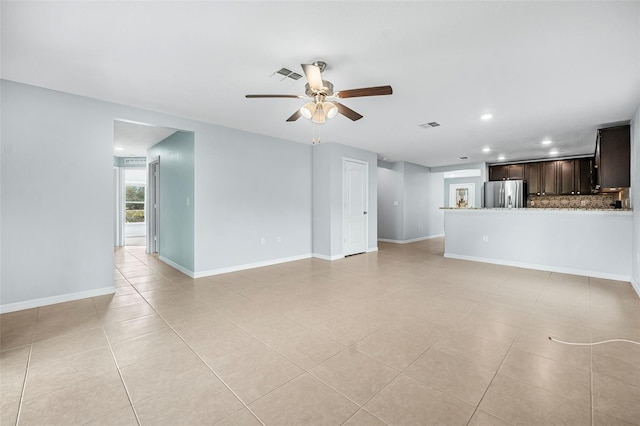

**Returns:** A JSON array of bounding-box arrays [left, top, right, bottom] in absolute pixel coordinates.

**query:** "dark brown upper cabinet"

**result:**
[[489, 165, 507, 181], [525, 163, 542, 195], [595, 125, 630, 189], [576, 158, 593, 195], [507, 164, 525, 180], [558, 160, 575, 195], [542, 161, 558, 195], [489, 164, 525, 181]]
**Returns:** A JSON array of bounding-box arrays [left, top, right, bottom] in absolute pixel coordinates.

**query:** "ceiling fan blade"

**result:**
[[286, 110, 302, 122], [301, 64, 324, 91], [245, 94, 303, 99], [335, 102, 363, 121], [335, 85, 393, 99]]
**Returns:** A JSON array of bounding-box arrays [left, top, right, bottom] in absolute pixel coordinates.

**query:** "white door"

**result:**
[[147, 159, 160, 253], [343, 159, 368, 256]]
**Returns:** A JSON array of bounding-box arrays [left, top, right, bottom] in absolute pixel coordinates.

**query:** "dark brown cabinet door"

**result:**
[[489, 165, 507, 181], [525, 163, 542, 195], [576, 158, 592, 195], [507, 164, 525, 180], [598, 125, 630, 188], [542, 161, 558, 195], [558, 160, 576, 195]]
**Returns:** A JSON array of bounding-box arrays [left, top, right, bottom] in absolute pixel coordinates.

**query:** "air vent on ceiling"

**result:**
[[275, 68, 302, 80], [124, 158, 146, 165], [419, 122, 440, 129]]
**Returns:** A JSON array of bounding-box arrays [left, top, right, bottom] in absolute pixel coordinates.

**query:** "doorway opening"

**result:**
[[113, 119, 176, 252], [123, 168, 147, 246]]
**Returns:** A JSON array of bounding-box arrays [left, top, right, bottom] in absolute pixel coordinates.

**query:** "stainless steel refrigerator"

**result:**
[[484, 180, 526, 208]]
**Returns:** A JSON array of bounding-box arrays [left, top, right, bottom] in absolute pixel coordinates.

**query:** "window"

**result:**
[[125, 185, 145, 223]]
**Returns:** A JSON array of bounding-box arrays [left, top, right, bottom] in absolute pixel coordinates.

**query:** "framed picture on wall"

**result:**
[[449, 183, 475, 208]]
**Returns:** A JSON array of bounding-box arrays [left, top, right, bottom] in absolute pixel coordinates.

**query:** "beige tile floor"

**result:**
[[1, 238, 639, 425]]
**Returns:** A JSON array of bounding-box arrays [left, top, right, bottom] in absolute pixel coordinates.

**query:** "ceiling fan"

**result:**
[[245, 61, 392, 123]]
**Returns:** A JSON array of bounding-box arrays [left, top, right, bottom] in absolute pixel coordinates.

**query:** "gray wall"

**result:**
[[0, 80, 314, 309], [312, 142, 378, 258], [148, 131, 195, 272], [403, 162, 441, 240], [444, 210, 632, 281], [631, 104, 639, 294], [1, 80, 114, 307], [377, 161, 404, 240], [431, 162, 486, 208], [377, 161, 445, 242], [194, 126, 312, 274]]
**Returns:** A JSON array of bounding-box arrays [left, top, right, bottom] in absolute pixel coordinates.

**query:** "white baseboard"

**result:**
[[631, 277, 640, 298], [379, 234, 444, 244], [159, 256, 196, 278], [0, 287, 115, 314], [444, 252, 631, 282], [193, 253, 313, 278], [367, 247, 379, 253], [313, 253, 344, 261]]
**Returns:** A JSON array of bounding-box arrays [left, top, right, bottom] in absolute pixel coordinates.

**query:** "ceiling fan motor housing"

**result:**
[[305, 80, 334, 97]]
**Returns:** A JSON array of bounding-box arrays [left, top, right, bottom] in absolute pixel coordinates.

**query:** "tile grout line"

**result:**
[[464, 274, 552, 425], [463, 278, 543, 426], [589, 277, 594, 426], [93, 286, 143, 426], [13, 306, 39, 426], [115, 255, 266, 426]]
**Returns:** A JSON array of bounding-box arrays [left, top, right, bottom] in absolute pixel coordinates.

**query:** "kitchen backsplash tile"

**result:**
[[527, 194, 617, 209]]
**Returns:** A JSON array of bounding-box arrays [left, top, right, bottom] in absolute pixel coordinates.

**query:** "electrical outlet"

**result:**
[[482, 235, 489, 243], [260, 237, 265, 245]]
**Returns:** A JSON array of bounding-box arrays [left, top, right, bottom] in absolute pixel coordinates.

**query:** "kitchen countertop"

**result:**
[[440, 207, 632, 215]]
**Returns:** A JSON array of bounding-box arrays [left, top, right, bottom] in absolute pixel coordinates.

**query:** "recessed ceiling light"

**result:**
[[541, 139, 552, 145], [114, 146, 124, 151], [482, 147, 491, 153], [497, 155, 506, 161], [549, 149, 559, 155], [481, 113, 493, 121]]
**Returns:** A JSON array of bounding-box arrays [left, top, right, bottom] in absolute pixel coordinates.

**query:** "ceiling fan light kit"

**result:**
[[246, 61, 392, 124]]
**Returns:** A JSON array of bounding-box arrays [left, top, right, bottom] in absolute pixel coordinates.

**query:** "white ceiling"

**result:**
[[2, 1, 639, 168], [114, 120, 177, 157]]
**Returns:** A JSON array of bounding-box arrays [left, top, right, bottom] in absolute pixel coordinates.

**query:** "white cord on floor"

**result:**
[[548, 336, 640, 346]]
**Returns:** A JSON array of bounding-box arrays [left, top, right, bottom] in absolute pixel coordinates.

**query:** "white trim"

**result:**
[[443, 169, 482, 179], [0, 287, 115, 314], [313, 253, 345, 261], [147, 158, 160, 254], [192, 253, 313, 278], [444, 252, 632, 282], [379, 234, 444, 244], [631, 277, 640, 298], [366, 247, 379, 253], [159, 255, 195, 278]]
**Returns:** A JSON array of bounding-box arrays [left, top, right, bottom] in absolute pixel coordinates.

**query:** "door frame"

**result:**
[[342, 157, 369, 256], [147, 157, 160, 254], [113, 167, 125, 247]]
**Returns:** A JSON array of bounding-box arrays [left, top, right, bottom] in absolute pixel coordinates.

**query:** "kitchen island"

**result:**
[[443, 208, 632, 281]]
